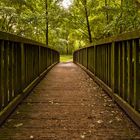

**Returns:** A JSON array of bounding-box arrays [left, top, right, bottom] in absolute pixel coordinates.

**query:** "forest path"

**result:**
[[0, 62, 140, 140]]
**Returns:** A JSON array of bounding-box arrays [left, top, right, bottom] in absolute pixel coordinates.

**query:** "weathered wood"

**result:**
[[111, 42, 115, 92], [8, 42, 13, 101], [4, 42, 8, 106], [0, 31, 59, 126], [118, 43, 121, 96], [0, 41, 4, 110], [127, 41, 131, 104], [73, 30, 140, 127], [122, 41, 125, 100], [21, 43, 25, 90], [136, 39, 140, 112], [132, 40, 140, 110]]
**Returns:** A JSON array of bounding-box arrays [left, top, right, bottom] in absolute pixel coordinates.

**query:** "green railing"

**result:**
[[0, 31, 59, 125], [73, 30, 140, 127]]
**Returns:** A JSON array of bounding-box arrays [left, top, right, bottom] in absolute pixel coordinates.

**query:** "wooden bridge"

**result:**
[[0, 31, 140, 139]]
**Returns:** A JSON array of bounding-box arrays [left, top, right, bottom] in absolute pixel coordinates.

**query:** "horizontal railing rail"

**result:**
[[73, 30, 140, 127], [0, 31, 59, 125]]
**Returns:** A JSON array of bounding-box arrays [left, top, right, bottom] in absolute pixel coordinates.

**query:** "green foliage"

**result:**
[[1, 0, 140, 54]]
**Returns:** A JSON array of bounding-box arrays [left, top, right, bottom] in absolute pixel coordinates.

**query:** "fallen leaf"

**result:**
[[97, 120, 103, 124], [115, 117, 121, 121], [14, 123, 23, 128], [80, 134, 85, 139], [30, 135, 34, 139], [109, 120, 113, 124]]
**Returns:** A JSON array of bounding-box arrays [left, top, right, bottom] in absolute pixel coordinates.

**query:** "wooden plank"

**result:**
[[0, 62, 57, 126], [11, 44, 14, 98], [132, 39, 139, 110], [7, 42, 10, 102], [8, 42, 14, 101], [136, 39, 140, 111], [132, 40, 136, 109], [75, 62, 140, 127], [0, 41, 2, 110], [127, 41, 131, 104], [21, 43, 25, 90], [17, 44, 22, 94], [0, 41, 4, 110], [0, 31, 59, 53], [94, 45, 96, 75], [86, 48, 88, 69], [118, 43, 121, 96], [108, 45, 111, 87], [122, 41, 126, 100], [4, 42, 8, 106], [105, 45, 107, 85], [13, 44, 17, 96], [111, 42, 115, 92], [107, 45, 110, 86]]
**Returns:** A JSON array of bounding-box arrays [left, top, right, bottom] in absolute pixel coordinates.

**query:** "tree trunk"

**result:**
[[105, 0, 109, 24], [83, 0, 92, 43], [120, 0, 123, 33]]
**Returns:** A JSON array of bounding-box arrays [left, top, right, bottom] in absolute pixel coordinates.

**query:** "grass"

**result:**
[[60, 55, 73, 62]]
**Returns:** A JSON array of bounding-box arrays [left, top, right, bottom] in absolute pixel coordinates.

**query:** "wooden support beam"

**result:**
[[111, 42, 115, 93], [127, 41, 131, 104]]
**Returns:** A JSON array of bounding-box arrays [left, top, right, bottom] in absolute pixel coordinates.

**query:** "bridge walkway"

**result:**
[[0, 62, 139, 140]]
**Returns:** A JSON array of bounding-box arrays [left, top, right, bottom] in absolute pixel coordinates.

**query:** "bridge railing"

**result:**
[[73, 30, 140, 127], [0, 31, 59, 125]]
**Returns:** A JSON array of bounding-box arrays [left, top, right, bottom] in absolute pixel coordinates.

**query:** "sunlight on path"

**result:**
[[60, 55, 73, 62]]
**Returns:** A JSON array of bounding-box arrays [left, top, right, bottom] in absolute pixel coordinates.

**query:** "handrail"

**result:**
[[73, 30, 140, 127], [0, 31, 60, 125], [74, 30, 140, 52]]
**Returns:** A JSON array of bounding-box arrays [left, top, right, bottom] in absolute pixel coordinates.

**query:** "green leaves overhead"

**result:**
[[1, 0, 140, 54]]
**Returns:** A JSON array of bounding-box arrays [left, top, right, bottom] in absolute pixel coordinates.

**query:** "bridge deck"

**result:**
[[0, 62, 139, 139]]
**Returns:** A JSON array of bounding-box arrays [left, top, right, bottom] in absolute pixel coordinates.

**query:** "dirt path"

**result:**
[[0, 62, 139, 140]]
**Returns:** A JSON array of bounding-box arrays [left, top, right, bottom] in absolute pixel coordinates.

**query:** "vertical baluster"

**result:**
[[94, 45, 96, 75], [118, 43, 121, 96], [0, 41, 2, 110], [108, 45, 110, 86], [132, 39, 137, 110], [18, 44, 22, 93], [86, 48, 88, 69], [0, 41, 4, 109], [11, 43, 15, 98], [122, 41, 126, 100], [136, 39, 140, 111], [38, 46, 41, 74], [21, 43, 25, 90], [3, 41, 8, 106], [127, 41, 131, 104], [111, 42, 115, 93], [9, 42, 13, 101]]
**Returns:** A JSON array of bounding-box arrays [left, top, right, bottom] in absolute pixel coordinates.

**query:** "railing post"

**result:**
[[86, 48, 88, 69], [0, 41, 4, 109], [94, 45, 96, 75], [132, 40, 139, 111], [111, 42, 115, 94], [9, 43, 14, 100], [122, 42, 126, 99], [126, 41, 131, 104], [38, 46, 41, 74], [21, 43, 25, 90], [4, 42, 8, 106]]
